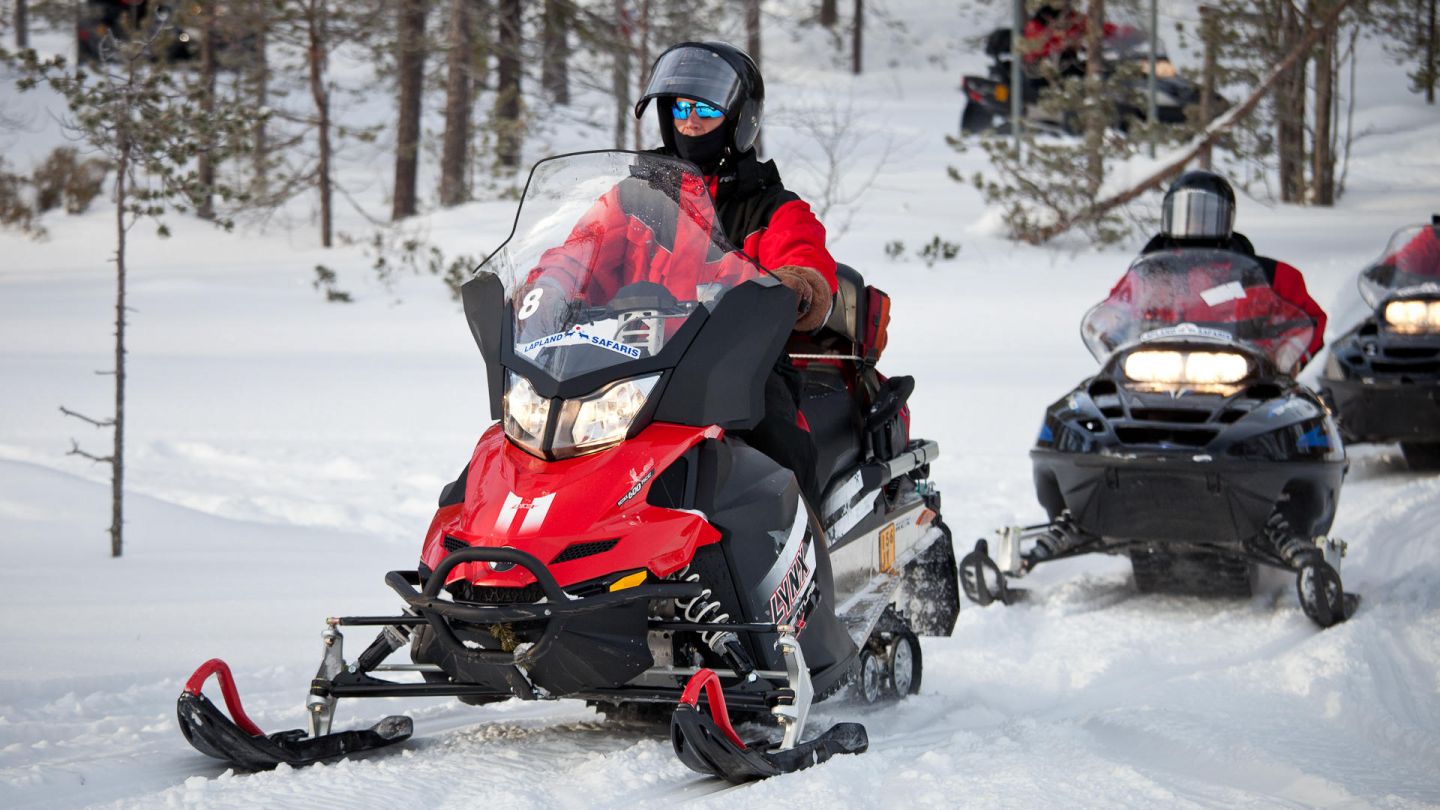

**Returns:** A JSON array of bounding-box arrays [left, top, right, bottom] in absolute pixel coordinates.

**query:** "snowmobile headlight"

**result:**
[[1123, 350, 1185, 383], [503, 372, 551, 453], [1383, 299, 1440, 334], [1150, 59, 1177, 79], [1180, 351, 1251, 385], [1124, 350, 1250, 391], [554, 374, 660, 457]]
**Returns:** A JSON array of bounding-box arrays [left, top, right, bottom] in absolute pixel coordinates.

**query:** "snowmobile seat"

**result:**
[[791, 263, 903, 492], [794, 263, 889, 365], [801, 363, 864, 496]]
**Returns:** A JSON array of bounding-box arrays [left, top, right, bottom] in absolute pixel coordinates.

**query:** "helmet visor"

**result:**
[[1163, 187, 1235, 239], [641, 46, 745, 115]]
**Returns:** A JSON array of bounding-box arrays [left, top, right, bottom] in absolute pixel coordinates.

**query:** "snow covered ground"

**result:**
[[3, 3, 1439, 808]]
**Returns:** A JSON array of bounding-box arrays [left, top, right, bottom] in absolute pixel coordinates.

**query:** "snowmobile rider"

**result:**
[[523, 41, 837, 506], [638, 41, 836, 506], [1139, 170, 1328, 367], [1381, 216, 1440, 275], [1022, 0, 1109, 73]]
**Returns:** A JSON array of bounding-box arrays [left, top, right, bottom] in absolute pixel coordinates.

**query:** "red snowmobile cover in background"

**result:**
[[1086, 249, 1321, 376]]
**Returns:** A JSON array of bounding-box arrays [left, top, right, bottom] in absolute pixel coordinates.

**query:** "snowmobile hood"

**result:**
[[420, 422, 723, 592]]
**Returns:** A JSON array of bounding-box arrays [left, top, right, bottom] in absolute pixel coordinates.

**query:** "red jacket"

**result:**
[[1138, 236, 1327, 367], [1386, 226, 1440, 276], [1263, 257, 1326, 363], [529, 153, 836, 306], [1021, 13, 1116, 64]]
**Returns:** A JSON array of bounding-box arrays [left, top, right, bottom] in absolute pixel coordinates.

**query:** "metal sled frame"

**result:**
[[959, 517, 1360, 627], [177, 547, 863, 772]]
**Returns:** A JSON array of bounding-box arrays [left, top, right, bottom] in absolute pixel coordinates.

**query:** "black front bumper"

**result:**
[[394, 547, 703, 698], [1032, 449, 1345, 544], [1325, 377, 1440, 444]]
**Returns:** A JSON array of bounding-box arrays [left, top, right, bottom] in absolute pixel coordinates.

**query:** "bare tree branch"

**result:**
[[1026, 0, 1359, 244], [59, 405, 115, 428], [67, 439, 114, 465]]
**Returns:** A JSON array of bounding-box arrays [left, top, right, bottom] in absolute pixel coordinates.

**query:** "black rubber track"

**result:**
[[1128, 546, 1255, 598]]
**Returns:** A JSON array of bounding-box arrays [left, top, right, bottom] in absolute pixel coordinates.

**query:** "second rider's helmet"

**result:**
[[1161, 170, 1237, 241], [634, 41, 765, 154]]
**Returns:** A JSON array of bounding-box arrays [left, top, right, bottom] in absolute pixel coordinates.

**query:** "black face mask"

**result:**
[[674, 126, 728, 172]]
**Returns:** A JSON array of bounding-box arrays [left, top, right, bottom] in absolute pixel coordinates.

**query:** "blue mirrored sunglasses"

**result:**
[[671, 100, 724, 119]]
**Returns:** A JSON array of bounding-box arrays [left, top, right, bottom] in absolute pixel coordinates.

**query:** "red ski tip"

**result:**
[[678, 668, 746, 750], [183, 659, 265, 737]]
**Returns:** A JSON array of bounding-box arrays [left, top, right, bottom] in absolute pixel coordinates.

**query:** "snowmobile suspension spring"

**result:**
[[1031, 522, 1083, 560], [1266, 514, 1320, 566], [674, 566, 732, 648]]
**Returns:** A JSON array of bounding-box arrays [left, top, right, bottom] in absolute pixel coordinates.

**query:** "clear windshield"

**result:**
[[478, 151, 766, 381], [1081, 250, 1318, 374], [1358, 224, 1440, 307]]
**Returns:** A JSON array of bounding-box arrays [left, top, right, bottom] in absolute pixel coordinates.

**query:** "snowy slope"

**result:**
[[3, 3, 1440, 808]]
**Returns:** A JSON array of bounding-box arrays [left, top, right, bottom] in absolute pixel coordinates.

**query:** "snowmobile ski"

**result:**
[[670, 633, 868, 784], [176, 659, 412, 770]]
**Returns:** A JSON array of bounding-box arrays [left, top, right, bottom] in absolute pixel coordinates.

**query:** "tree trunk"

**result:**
[[494, 0, 522, 170], [1083, 0, 1106, 198], [851, 0, 863, 74], [1198, 5, 1218, 169], [542, 0, 570, 104], [613, 0, 631, 150], [746, 0, 762, 155], [393, 0, 426, 220], [16, 0, 27, 49], [1312, 2, 1336, 206], [440, 0, 474, 206], [307, 0, 333, 247], [1428, 0, 1437, 104], [252, 23, 269, 196], [820, 0, 837, 28], [472, 0, 491, 92], [632, 0, 649, 151], [197, 0, 218, 220], [111, 145, 127, 558], [1277, 0, 1309, 203]]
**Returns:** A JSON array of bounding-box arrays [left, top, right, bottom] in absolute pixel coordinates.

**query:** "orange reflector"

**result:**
[[995, 84, 1009, 103], [609, 571, 646, 592]]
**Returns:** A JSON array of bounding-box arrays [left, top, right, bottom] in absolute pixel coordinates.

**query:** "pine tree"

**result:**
[[6, 20, 252, 557]]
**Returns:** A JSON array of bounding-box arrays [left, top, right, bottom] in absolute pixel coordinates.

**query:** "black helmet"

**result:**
[[1161, 170, 1237, 240], [634, 41, 765, 154]]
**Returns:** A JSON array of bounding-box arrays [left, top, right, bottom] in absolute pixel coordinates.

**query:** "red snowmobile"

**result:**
[[176, 151, 960, 783]]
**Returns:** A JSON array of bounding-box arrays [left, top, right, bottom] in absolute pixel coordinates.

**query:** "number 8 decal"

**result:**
[[517, 287, 544, 320]]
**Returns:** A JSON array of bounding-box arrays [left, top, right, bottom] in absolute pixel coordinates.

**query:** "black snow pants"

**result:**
[[731, 357, 822, 510]]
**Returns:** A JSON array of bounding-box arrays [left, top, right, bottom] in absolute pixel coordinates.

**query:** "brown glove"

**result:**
[[770, 265, 833, 332]]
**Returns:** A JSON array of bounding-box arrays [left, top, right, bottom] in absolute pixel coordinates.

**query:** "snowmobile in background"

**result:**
[[959, 249, 1357, 628], [1319, 217, 1440, 471], [960, 25, 1223, 136], [77, 0, 198, 64], [175, 151, 960, 783]]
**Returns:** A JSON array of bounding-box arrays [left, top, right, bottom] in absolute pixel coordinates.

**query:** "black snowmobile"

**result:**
[[1319, 217, 1440, 471], [960, 25, 1223, 136], [175, 151, 960, 783], [959, 249, 1357, 628]]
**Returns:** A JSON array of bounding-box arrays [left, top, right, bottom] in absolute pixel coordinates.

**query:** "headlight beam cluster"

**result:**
[[1383, 299, 1440, 334], [1123, 349, 1250, 387], [503, 372, 660, 459]]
